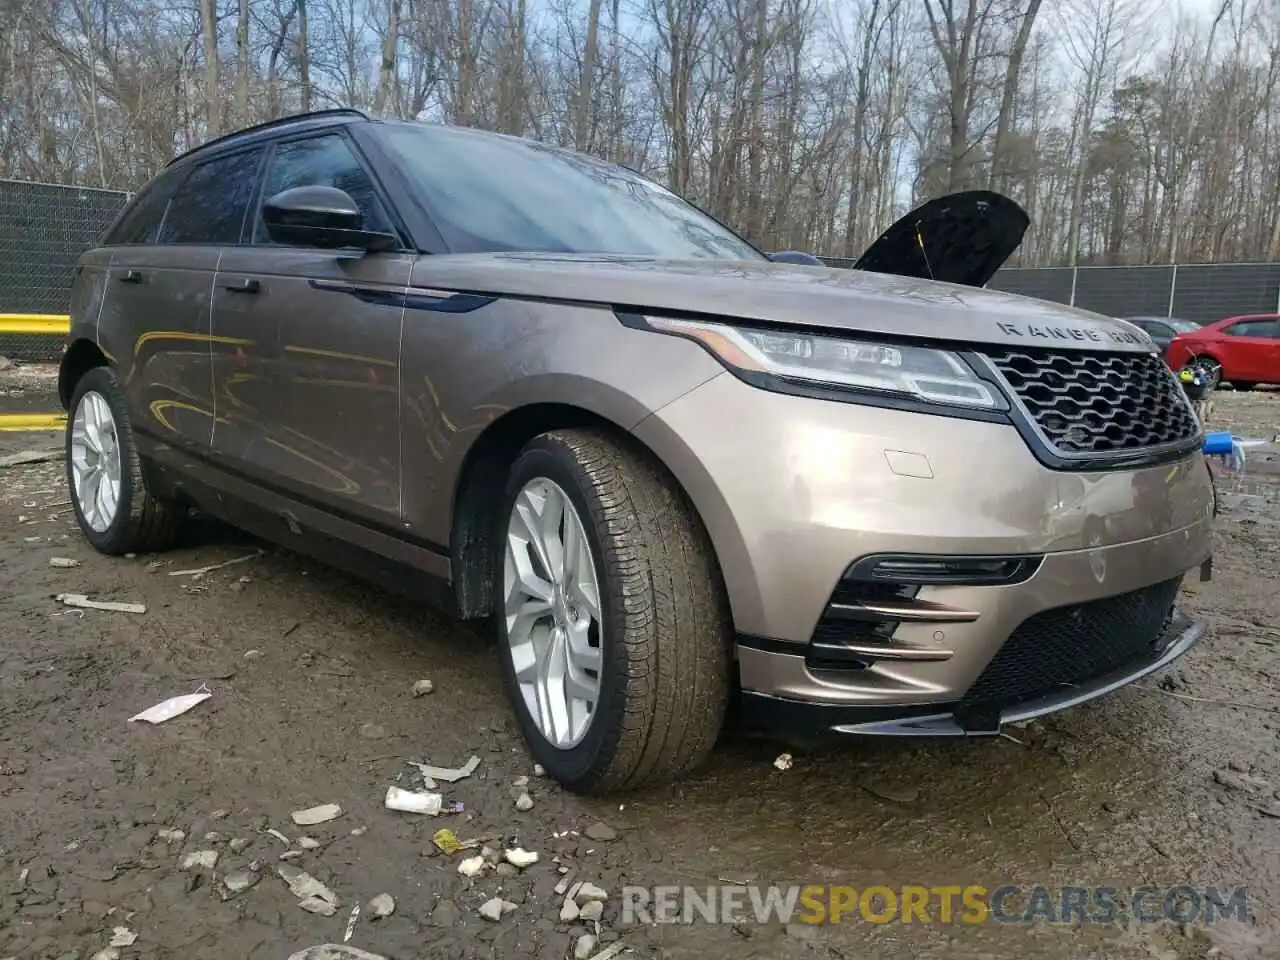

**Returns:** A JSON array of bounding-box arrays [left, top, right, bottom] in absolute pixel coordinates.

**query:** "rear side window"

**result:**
[[159, 148, 264, 245], [103, 176, 176, 246], [1226, 319, 1279, 338], [253, 134, 394, 243]]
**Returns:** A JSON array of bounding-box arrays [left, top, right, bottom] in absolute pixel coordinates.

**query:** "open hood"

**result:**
[[852, 190, 1029, 288]]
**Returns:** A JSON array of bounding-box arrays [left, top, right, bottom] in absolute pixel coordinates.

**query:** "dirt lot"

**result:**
[[2, 366, 1280, 960]]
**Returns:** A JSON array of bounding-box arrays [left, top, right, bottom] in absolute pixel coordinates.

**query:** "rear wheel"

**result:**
[[494, 428, 732, 794], [66, 367, 180, 555]]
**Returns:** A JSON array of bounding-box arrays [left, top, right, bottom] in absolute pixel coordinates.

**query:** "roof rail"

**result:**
[[166, 108, 374, 167]]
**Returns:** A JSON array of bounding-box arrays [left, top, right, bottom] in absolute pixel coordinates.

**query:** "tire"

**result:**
[[493, 428, 732, 794], [66, 366, 181, 555]]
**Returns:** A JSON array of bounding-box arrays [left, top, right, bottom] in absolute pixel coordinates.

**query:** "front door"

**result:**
[[213, 130, 411, 527]]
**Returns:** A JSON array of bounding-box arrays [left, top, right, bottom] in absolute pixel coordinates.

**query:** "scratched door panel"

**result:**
[[98, 246, 220, 453]]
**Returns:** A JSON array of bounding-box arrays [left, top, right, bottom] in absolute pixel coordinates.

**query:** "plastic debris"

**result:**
[[385, 786, 443, 815], [412, 679, 435, 697], [367, 893, 396, 919], [433, 828, 466, 855], [48, 557, 80, 568], [266, 827, 293, 845], [58, 593, 146, 614], [108, 927, 138, 947], [129, 684, 212, 724], [774, 753, 793, 771], [167, 549, 263, 579], [278, 864, 339, 915], [503, 848, 538, 869], [291, 804, 343, 826], [409, 755, 481, 784], [343, 904, 360, 942], [457, 855, 486, 878], [0, 448, 62, 468]]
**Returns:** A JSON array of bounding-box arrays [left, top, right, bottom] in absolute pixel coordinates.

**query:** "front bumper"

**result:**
[[738, 608, 1206, 739], [633, 370, 1215, 723]]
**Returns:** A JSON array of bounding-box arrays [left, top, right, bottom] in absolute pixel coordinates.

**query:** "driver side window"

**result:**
[[254, 134, 394, 244]]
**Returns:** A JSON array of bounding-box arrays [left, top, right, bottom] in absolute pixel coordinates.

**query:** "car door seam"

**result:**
[[94, 251, 114, 344], [209, 247, 225, 447]]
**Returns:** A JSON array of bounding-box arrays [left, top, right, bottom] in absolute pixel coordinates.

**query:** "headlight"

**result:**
[[644, 316, 1004, 410]]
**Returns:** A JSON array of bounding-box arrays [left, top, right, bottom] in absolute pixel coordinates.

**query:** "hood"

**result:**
[[852, 190, 1030, 288], [409, 253, 1157, 355]]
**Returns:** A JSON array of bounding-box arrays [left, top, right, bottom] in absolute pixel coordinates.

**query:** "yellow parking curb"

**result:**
[[0, 314, 71, 336], [0, 413, 66, 432]]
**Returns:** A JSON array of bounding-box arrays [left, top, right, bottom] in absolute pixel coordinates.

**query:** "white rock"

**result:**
[[578, 900, 604, 922], [180, 850, 219, 871], [48, 557, 80, 568], [299, 895, 339, 916], [156, 828, 185, 845], [412, 679, 435, 696], [512, 775, 529, 789], [108, 927, 137, 947], [478, 897, 516, 921], [367, 893, 396, 919], [514, 792, 534, 812], [532, 764, 546, 777], [560, 897, 580, 922], [287, 946, 388, 960], [223, 870, 260, 895], [298, 837, 321, 850], [291, 803, 342, 826], [503, 847, 539, 869], [575, 934, 598, 960], [457, 855, 487, 878], [576, 882, 608, 903], [89, 950, 121, 960]]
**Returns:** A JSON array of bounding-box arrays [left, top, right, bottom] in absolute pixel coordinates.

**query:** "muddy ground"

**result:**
[[2, 365, 1280, 960]]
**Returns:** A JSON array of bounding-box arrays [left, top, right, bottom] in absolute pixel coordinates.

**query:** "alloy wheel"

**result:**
[[503, 477, 604, 749], [70, 390, 123, 533]]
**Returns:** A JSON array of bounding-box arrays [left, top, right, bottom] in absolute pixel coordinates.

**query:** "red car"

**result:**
[[1165, 313, 1280, 389]]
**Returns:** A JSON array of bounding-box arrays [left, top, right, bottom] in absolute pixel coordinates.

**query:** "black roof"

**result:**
[[166, 108, 373, 168]]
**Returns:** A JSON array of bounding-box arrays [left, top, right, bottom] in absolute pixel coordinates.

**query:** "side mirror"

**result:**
[[262, 185, 399, 252], [768, 250, 826, 267]]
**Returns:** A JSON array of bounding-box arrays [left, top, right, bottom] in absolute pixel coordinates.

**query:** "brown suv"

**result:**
[[61, 109, 1215, 793]]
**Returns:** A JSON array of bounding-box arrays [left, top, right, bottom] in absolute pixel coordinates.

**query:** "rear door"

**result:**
[[213, 130, 412, 527], [96, 155, 260, 455]]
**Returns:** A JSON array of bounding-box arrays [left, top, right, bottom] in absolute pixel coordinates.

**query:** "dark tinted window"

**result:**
[[1225, 319, 1280, 338], [159, 148, 264, 245], [375, 124, 763, 259], [254, 134, 393, 242], [104, 176, 176, 245]]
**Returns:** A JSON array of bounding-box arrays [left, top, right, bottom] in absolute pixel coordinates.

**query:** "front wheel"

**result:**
[[494, 429, 732, 794]]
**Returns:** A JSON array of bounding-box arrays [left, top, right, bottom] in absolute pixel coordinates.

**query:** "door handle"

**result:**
[[221, 278, 260, 294], [119, 269, 143, 284]]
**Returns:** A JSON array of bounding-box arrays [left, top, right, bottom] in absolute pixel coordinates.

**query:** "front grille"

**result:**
[[982, 349, 1200, 454], [960, 577, 1182, 712]]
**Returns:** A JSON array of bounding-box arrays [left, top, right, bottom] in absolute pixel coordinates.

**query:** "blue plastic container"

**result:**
[[1202, 431, 1234, 455]]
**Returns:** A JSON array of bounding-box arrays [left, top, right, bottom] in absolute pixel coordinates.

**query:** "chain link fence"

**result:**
[[820, 257, 1280, 322], [2, 178, 1278, 364], [0, 179, 129, 361]]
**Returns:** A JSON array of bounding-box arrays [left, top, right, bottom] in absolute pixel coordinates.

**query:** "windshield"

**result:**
[[376, 124, 763, 261], [1168, 319, 1201, 333]]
